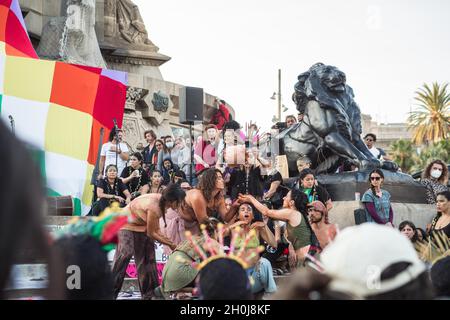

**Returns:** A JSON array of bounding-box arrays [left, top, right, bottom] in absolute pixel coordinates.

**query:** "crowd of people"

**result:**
[[1, 113, 449, 301], [81, 113, 450, 300]]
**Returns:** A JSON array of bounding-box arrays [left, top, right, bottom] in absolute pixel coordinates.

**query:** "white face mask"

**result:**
[[430, 169, 442, 179], [166, 142, 174, 149]]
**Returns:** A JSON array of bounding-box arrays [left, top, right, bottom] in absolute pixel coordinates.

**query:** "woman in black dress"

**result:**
[[429, 191, 450, 239], [93, 164, 131, 216], [228, 152, 264, 200], [120, 152, 150, 200]]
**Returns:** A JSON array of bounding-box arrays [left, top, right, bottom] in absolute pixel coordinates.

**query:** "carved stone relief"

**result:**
[[37, 0, 106, 68]]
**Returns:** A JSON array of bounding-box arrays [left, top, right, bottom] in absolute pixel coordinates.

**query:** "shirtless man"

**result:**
[[306, 201, 338, 253], [179, 168, 239, 234], [112, 183, 186, 299]]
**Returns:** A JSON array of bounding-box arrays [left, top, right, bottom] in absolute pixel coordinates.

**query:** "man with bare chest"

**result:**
[[306, 201, 338, 254], [178, 169, 239, 234], [112, 184, 186, 299]]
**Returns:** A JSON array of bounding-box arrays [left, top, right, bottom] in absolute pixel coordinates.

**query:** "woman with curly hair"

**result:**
[[179, 168, 239, 234], [421, 159, 449, 204]]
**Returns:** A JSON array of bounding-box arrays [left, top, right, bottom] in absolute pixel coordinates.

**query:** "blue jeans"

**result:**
[[247, 257, 277, 294]]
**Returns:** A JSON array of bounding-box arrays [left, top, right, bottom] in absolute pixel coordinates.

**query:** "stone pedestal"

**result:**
[[317, 170, 428, 204], [329, 201, 436, 230]]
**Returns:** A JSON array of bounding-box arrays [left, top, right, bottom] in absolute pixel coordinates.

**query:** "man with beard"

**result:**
[[306, 201, 338, 254]]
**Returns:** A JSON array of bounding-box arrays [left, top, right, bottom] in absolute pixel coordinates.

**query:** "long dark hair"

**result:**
[[290, 188, 309, 214], [130, 152, 143, 163], [399, 221, 418, 243], [149, 169, 163, 187], [299, 168, 317, 194], [0, 121, 62, 298], [159, 183, 186, 226], [289, 188, 314, 233], [368, 169, 384, 197], [197, 168, 223, 203], [108, 127, 121, 142]]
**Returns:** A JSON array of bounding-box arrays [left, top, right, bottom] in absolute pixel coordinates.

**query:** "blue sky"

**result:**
[[134, 0, 450, 131]]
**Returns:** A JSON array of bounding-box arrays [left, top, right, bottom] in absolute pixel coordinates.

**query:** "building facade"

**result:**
[[361, 114, 413, 153], [19, 0, 235, 152]]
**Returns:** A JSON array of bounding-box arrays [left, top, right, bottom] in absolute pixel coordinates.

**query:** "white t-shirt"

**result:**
[[368, 146, 380, 159], [101, 142, 129, 175]]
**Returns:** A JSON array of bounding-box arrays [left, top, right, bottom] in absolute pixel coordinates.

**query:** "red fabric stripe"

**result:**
[[5, 10, 38, 58]]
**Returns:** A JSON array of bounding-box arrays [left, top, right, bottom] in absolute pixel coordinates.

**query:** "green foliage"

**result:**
[[412, 140, 450, 173], [389, 139, 449, 174], [390, 139, 416, 173], [407, 82, 450, 145]]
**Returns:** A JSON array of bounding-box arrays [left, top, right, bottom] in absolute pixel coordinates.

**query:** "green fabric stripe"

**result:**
[[73, 198, 82, 216], [0, 94, 3, 113], [28, 147, 47, 184], [47, 189, 61, 197]]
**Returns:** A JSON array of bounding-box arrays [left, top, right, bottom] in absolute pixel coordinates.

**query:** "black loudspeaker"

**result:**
[[179, 86, 204, 124]]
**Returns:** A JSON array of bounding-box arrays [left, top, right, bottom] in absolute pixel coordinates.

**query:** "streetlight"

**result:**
[[270, 69, 282, 122]]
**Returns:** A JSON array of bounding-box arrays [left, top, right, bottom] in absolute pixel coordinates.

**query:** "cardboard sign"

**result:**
[[275, 155, 289, 179]]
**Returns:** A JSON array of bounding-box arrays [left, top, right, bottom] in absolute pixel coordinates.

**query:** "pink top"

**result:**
[[159, 208, 185, 255]]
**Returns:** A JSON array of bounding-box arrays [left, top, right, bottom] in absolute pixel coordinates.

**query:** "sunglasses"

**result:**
[[365, 139, 374, 142], [370, 176, 381, 181]]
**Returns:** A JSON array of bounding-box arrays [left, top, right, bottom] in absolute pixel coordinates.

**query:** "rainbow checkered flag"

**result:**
[[0, 0, 127, 215]]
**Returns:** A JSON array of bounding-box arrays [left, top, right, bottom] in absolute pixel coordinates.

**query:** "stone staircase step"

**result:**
[[120, 274, 291, 293]]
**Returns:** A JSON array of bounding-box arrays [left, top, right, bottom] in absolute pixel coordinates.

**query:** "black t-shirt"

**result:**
[[142, 144, 157, 165], [120, 167, 149, 193], [97, 178, 128, 199], [263, 171, 283, 191], [229, 166, 264, 199]]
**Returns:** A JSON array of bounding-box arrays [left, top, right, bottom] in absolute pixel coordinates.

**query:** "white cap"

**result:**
[[320, 223, 426, 298]]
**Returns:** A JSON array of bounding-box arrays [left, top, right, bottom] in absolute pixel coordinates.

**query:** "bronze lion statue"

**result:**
[[279, 63, 380, 174]]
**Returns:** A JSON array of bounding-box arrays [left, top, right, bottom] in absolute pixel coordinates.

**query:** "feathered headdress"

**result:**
[[177, 223, 265, 271], [415, 231, 450, 265], [55, 202, 130, 252]]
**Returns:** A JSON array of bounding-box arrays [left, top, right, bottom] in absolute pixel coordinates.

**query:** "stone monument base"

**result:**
[[329, 201, 436, 230]]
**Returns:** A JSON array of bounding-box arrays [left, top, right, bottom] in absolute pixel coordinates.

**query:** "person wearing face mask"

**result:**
[[421, 159, 449, 204], [157, 136, 179, 171]]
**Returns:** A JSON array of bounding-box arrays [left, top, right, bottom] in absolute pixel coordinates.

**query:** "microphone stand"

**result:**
[[113, 119, 120, 170], [8, 115, 15, 135], [189, 122, 193, 186]]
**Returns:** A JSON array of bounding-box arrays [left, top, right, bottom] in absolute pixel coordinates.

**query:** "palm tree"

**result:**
[[390, 139, 416, 173], [407, 82, 450, 145], [411, 141, 450, 173]]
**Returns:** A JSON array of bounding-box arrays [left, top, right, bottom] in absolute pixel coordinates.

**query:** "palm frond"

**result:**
[[415, 231, 450, 265]]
